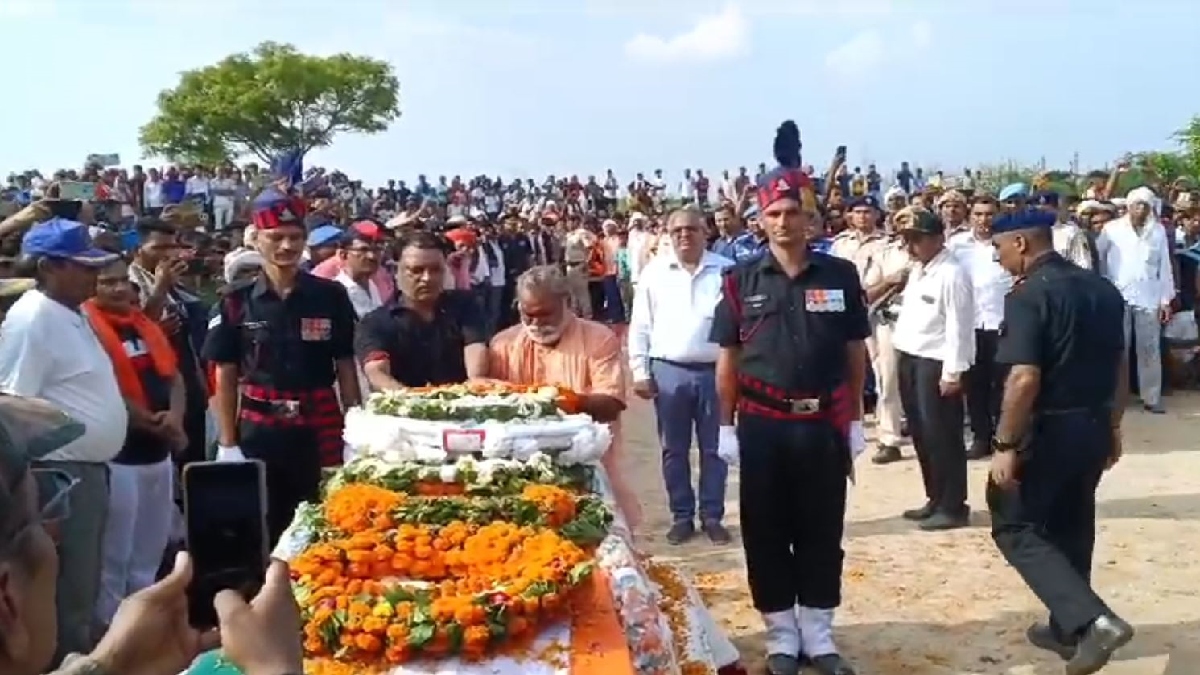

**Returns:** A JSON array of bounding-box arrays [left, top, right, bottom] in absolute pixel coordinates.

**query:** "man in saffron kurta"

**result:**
[[487, 267, 643, 530]]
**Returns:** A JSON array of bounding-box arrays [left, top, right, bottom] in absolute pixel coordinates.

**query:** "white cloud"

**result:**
[[910, 20, 933, 49], [823, 29, 886, 78], [623, 4, 749, 64]]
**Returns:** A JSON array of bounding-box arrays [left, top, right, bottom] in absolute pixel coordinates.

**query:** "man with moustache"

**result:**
[[709, 121, 868, 675], [203, 189, 362, 545], [354, 230, 490, 391]]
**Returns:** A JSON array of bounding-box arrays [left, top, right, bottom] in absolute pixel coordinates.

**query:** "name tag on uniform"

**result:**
[[300, 317, 332, 341], [744, 294, 768, 310], [805, 289, 845, 312]]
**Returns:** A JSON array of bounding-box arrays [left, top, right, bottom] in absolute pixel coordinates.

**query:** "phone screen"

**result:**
[[836, 145, 848, 159], [184, 461, 269, 629]]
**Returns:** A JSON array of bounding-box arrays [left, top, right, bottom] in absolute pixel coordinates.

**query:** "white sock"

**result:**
[[763, 608, 801, 656], [798, 606, 838, 657]]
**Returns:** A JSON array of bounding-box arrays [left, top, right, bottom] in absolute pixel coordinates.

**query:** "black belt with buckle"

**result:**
[[652, 358, 716, 371], [738, 386, 825, 415], [241, 394, 302, 419]]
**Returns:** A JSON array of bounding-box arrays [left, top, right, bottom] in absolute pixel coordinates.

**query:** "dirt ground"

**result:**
[[623, 392, 1200, 675]]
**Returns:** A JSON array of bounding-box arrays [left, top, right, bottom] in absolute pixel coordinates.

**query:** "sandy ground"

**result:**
[[622, 392, 1200, 675]]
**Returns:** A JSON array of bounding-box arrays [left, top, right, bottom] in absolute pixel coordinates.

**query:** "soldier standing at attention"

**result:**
[[830, 195, 911, 463], [710, 120, 868, 675], [203, 189, 362, 545], [987, 208, 1133, 675]]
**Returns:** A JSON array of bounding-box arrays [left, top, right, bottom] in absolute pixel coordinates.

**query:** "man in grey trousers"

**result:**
[[627, 207, 735, 545]]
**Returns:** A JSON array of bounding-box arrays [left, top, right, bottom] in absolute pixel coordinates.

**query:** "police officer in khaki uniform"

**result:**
[[830, 195, 910, 463]]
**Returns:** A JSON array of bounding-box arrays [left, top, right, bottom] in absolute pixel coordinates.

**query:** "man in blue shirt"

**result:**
[[709, 203, 763, 262], [161, 168, 186, 205]]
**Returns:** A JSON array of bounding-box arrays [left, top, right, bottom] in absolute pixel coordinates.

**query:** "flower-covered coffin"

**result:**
[[289, 454, 615, 673], [344, 384, 611, 465]]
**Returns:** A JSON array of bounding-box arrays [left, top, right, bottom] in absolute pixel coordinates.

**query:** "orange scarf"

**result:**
[[82, 300, 178, 408]]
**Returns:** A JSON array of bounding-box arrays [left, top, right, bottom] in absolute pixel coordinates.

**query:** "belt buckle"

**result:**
[[272, 400, 301, 418], [788, 398, 820, 414]]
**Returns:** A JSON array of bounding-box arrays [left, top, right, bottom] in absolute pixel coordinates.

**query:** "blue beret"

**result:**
[[1031, 191, 1060, 207], [847, 195, 880, 209], [998, 183, 1029, 202], [307, 225, 343, 248], [992, 208, 1056, 234]]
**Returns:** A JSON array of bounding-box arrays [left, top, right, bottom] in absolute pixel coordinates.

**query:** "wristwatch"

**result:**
[[991, 437, 1021, 453]]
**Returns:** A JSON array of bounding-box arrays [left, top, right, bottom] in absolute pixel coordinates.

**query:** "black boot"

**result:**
[[1066, 615, 1133, 675]]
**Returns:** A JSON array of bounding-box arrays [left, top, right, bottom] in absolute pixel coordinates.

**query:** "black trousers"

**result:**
[[965, 329, 1004, 446], [737, 414, 847, 613], [987, 410, 1112, 637], [897, 352, 967, 513], [240, 421, 322, 547]]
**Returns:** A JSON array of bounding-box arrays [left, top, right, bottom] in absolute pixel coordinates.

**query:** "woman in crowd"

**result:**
[[83, 258, 187, 631]]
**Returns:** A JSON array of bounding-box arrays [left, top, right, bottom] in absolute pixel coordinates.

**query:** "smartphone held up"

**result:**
[[183, 460, 270, 629]]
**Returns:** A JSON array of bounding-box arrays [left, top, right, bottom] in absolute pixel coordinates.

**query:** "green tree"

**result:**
[[139, 42, 400, 164], [1172, 115, 1200, 180]]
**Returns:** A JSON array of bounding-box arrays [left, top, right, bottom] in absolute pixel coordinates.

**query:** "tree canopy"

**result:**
[[139, 42, 400, 165]]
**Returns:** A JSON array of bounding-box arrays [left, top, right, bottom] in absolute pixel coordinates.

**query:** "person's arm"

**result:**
[[941, 265, 976, 383], [0, 315, 47, 396], [166, 372, 185, 426], [842, 271, 871, 419], [331, 288, 362, 408], [458, 295, 490, 379], [626, 266, 654, 381], [201, 298, 243, 447], [580, 329, 627, 423], [1068, 230, 1094, 270], [708, 275, 740, 425], [1159, 227, 1178, 312], [993, 292, 1044, 445], [354, 310, 405, 391]]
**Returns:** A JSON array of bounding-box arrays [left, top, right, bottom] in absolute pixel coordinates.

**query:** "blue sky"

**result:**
[[4, 0, 1200, 184]]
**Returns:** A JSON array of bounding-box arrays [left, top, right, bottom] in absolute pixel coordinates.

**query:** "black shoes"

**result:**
[[666, 520, 732, 545], [1025, 622, 1075, 661], [918, 510, 970, 531], [1066, 615, 1134, 675], [901, 502, 934, 521], [665, 520, 695, 545], [871, 445, 902, 464], [764, 654, 799, 675], [702, 520, 733, 545]]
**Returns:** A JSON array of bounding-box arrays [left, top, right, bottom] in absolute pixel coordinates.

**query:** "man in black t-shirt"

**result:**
[[355, 231, 488, 389]]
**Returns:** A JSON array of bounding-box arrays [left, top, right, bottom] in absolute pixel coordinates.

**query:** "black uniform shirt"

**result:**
[[201, 272, 357, 390], [709, 251, 870, 393], [996, 252, 1126, 411], [354, 290, 484, 387]]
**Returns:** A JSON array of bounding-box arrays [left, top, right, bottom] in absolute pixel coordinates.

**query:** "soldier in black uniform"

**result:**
[[709, 121, 868, 675], [203, 189, 362, 545], [355, 231, 488, 390], [986, 208, 1134, 675]]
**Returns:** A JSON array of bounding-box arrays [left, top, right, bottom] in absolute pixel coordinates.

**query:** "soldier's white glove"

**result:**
[[215, 445, 247, 462], [847, 420, 866, 461], [717, 425, 739, 468]]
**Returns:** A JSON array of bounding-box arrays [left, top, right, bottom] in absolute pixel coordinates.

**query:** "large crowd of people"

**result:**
[[0, 135, 1193, 675]]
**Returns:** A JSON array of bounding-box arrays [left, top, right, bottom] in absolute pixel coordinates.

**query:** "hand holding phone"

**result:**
[[90, 552, 221, 675], [835, 145, 848, 163], [215, 560, 305, 675]]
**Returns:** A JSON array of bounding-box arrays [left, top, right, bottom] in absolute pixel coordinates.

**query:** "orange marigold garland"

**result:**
[[293, 476, 604, 669]]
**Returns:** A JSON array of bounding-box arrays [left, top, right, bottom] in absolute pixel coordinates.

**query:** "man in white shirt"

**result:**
[[831, 195, 911, 464], [679, 169, 696, 203], [891, 208, 975, 531], [143, 168, 165, 214], [334, 224, 385, 397], [1096, 186, 1175, 413], [626, 213, 652, 287], [948, 196, 1012, 459], [0, 218, 128, 661], [1033, 191, 1093, 270], [210, 167, 239, 232], [628, 208, 733, 546]]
